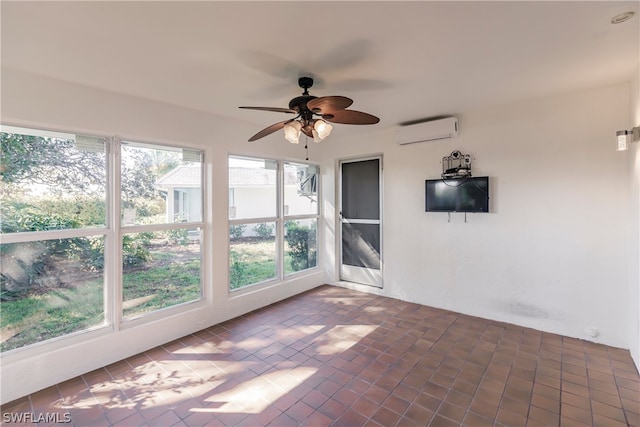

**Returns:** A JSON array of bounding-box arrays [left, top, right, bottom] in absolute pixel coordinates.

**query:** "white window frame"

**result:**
[[228, 155, 320, 293], [0, 126, 113, 353], [283, 161, 320, 277], [0, 125, 208, 354], [118, 138, 205, 324]]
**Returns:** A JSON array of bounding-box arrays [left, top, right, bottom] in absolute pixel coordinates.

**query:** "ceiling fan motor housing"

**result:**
[[298, 77, 314, 91], [288, 95, 317, 113]]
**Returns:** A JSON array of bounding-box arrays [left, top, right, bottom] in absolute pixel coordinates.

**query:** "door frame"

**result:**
[[337, 154, 383, 288]]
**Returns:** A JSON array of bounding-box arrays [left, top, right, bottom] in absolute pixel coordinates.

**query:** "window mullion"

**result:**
[[283, 214, 320, 222], [277, 160, 284, 280], [228, 217, 279, 226], [110, 137, 123, 331], [0, 228, 107, 244]]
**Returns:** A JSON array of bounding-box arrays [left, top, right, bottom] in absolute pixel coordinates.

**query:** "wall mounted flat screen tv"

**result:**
[[425, 176, 489, 212]]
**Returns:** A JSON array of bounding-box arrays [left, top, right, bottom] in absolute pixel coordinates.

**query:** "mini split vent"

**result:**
[[395, 117, 459, 145]]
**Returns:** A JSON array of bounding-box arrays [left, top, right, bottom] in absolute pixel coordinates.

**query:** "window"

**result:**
[[0, 126, 108, 351], [0, 126, 205, 352], [284, 162, 318, 275], [228, 157, 278, 289], [121, 142, 203, 319], [228, 156, 319, 290]]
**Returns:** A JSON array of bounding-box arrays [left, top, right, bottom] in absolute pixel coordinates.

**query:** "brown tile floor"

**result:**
[[2, 285, 639, 426]]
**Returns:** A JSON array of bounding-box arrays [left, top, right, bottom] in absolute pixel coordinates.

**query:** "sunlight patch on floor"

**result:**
[[364, 305, 386, 313], [313, 325, 377, 355], [235, 336, 274, 351], [172, 341, 223, 355], [59, 360, 225, 410], [199, 367, 317, 414], [54, 322, 375, 412], [275, 325, 325, 341]]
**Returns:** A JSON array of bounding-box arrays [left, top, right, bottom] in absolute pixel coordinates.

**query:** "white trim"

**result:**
[[277, 159, 284, 280], [110, 137, 121, 332], [228, 217, 279, 226], [0, 227, 107, 244], [121, 221, 205, 234], [0, 124, 76, 140]]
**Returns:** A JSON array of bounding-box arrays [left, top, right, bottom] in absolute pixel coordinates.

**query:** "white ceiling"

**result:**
[[2, 1, 639, 137]]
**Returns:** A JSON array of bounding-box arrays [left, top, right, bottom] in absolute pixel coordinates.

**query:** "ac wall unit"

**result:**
[[396, 117, 458, 145]]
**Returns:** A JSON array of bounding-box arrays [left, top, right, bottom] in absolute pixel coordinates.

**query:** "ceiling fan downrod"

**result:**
[[298, 77, 314, 95]]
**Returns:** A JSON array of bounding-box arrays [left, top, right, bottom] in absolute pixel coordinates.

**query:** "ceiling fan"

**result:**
[[239, 77, 380, 144]]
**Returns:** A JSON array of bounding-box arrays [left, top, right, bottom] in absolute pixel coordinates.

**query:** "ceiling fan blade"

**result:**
[[324, 110, 380, 125], [307, 96, 353, 113], [239, 106, 297, 114], [248, 120, 290, 142]]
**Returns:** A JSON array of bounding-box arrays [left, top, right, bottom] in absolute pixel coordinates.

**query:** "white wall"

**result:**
[[0, 68, 327, 403], [629, 65, 640, 370], [319, 83, 633, 350]]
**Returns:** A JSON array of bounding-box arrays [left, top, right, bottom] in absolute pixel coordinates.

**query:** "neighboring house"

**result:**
[[156, 165, 202, 223], [157, 165, 317, 229], [229, 167, 316, 221]]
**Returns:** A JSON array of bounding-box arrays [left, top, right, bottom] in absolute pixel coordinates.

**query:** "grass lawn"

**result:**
[[1, 246, 201, 352], [230, 237, 316, 289], [123, 258, 201, 318], [2, 235, 314, 351], [230, 239, 277, 290], [0, 278, 104, 352]]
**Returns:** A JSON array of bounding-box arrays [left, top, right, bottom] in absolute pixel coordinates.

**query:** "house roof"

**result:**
[[156, 165, 201, 188], [2, 2, 637, 139]]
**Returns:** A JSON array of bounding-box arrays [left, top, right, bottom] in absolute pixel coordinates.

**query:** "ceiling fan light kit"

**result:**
[[240, 77, 379, 144], [312, 119, 333, 142], [283, 120, 302, 144]]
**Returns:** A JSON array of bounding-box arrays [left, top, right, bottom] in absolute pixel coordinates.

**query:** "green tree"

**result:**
[[0, 133, 105, 196], [1, 133, 169, 204]]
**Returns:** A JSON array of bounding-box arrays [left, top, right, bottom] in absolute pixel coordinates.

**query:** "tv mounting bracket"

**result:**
[[442, 150, 472, 179]]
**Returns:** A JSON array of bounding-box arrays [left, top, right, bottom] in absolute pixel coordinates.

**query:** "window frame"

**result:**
[[228, 155, 282, 290], [283, 161, 320, 277], [0, 126, 113, 353], [117, 138, 206, 323], [0, 125, 208, 354], [227, 155, 320, 293]]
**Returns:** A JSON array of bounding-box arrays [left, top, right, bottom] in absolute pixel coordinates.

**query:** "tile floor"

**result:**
[[2, 285, 639, 426]]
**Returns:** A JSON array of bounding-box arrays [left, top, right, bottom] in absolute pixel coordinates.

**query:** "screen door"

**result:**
[[339, 157, 382, 287]]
